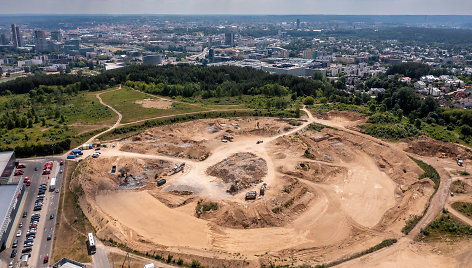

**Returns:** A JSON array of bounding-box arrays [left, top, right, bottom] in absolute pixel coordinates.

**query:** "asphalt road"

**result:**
[[0, 158, 64, 268]]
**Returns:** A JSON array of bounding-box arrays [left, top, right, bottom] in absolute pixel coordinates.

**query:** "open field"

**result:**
[[99, 87, 208, 124], [51, 160, 93, 264], [62, 107, 472, 267]]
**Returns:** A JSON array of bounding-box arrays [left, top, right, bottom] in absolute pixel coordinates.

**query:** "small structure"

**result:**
[[245, 191, 257, 200], [52, 258, 86, 268]]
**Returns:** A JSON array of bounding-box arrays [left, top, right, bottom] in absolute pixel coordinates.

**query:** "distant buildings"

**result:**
[[225, 32, 234, 47], [51, 31, 63, 42], [34, 30, 49, 52], [10, 24, 23, 47], [0, 34, 7, 46]]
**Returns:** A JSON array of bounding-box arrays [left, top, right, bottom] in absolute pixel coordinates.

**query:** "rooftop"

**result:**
[[0, 151, 14, 175], [0, 184, 19, 233]]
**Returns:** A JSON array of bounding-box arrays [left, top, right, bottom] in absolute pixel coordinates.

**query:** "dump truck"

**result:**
[[457, 155, 463, 167], [111, 164, 117, 173], [245, 191, 257, 200], [157, 179, 166, 186], [67, 155, 76, 159]]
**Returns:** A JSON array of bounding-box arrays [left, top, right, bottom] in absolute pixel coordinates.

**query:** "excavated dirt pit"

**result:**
[[73, 113, 445, 267]]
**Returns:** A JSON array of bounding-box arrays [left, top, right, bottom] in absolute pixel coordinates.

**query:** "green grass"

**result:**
[[310, 103, 372, 115], [452, 202, 472, 219], [100, 87, 208, 124], [421, 214, 472, 240], [409, 156, 440, 189], [402, 215, 422, 234], [61, 91, 115, 125]]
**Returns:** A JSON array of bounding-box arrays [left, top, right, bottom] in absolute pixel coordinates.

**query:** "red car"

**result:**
[[14, 170, 24, 176], [60, 160, 64, 166], [17, 163, 26, 168], [23, 177, 29, 182], [42, 169, 51, 175], [43, 256, 48, 263], [25, 180, 31, 186]]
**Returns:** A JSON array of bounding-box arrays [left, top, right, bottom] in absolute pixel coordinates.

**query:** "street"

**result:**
[[0, 158, 64, 268]]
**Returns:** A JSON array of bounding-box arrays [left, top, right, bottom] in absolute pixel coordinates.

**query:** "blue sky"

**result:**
[[1, 0, 471, 15]]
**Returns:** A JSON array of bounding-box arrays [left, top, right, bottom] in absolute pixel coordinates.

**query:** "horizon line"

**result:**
[[1, 13, 472, 16]]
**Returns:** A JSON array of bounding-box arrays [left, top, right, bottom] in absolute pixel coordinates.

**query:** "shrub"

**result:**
[[303, 96, 315, 105], [191, 260, 201, 268]]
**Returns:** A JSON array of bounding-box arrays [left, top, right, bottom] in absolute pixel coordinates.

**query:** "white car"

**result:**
[[16, 230, 22, 237]]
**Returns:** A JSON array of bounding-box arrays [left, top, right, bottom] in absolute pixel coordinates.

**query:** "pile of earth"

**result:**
[[405, 135, 472, 159], [207, 152, 268, 194]]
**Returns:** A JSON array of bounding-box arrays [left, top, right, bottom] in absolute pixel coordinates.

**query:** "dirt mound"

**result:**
[[207, 152, 268, 194], [406, 135, 472, 159], [199, 177, 314, 229]]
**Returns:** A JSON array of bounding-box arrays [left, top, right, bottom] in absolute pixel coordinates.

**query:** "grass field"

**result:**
[[452, 202, 472, 219], [0, 89, 117, 150], [51, 160, 94, 263], [420, 213, 472, 241], [100, 87, 208, 124]]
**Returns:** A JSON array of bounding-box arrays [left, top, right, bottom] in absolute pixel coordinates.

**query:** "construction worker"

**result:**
[[257, 122, 260, 129]]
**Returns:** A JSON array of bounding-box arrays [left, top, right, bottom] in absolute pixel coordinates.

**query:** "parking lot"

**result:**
[[0, 158, 64, 268]]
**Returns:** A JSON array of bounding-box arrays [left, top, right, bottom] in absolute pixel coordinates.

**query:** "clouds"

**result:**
[[1, 0, 471, 15]]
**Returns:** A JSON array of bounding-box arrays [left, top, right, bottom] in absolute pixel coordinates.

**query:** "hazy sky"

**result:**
[[1, 0, 471, 15]]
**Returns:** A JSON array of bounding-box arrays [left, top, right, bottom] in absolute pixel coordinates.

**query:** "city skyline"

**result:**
[[0, 0, 471, 15]]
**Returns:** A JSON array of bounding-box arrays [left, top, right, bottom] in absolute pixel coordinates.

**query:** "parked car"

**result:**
[[12, 239, 18, 248], [47, 233, 52, 241], [43, 256, 49, 263], [50, 213, 55, 219], [60, 160, 64, 165], [21, 248, 32, 253], [17, 163, 26, 168], [22, 212, 27, 218], [10, 249, 16, 258], [18, 222, 22, 228], [16, 230, 21, 237]]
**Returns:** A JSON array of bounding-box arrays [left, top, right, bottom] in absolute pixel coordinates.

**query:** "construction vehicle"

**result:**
[[157, 179, 166, 186], [245, 191, 257, 200], [111, 163, 117, 173], [440, 153, 447, 158], [222, 135, 234, 142], [200, 153, 209, 161], [260, 183, 267, 196], [256, 140, 263, 144], [170, 163, 185, 175], [457, 155, 463, 167]]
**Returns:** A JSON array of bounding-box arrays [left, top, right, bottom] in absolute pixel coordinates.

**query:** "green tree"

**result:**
[[303, 96, 315, 105]]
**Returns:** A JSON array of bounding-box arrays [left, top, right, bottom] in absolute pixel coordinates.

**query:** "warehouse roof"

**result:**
[[0, 151, 14, 176], [0, 184, 18, 234]]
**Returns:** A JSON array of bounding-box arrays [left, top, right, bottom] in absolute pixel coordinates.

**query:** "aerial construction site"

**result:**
[[69, 108, 472, 267]]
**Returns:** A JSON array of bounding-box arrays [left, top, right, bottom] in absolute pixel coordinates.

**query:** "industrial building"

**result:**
[[0, 151, 25, 251], [143, 54, 163, 65]]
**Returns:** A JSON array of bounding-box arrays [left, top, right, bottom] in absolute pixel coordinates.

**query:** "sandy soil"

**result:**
[[71, 109, 470, 267], [135, 98, 173, 109]]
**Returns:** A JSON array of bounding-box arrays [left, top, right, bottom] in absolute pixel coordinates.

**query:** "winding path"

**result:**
[[85, 86, 123, 145]]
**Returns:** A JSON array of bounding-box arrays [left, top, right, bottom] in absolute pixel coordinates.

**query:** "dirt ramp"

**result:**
[[207, 152, 268, 194]]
